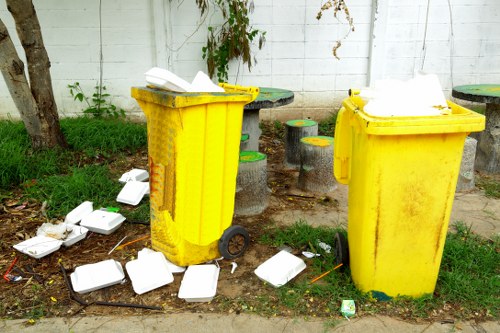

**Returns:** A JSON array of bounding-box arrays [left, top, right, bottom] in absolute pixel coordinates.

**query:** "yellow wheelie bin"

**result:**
[[131, 84, 258, 266], [333, 90, 485, 298]]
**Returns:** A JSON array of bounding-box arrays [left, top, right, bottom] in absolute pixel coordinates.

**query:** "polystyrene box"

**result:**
[[80, 210, 126, 235], [126, 252, 174, 294], [62, 225, 89, 247], [65, 201, 93, 224], [119, 169, 149, 183], [13, 236, 63, 259], [145, 67, 192, 92], [254, 251, 306, 287], [178, 265, 220, 302], [116, 181, 149, 206], [70, 259, 125, 294]]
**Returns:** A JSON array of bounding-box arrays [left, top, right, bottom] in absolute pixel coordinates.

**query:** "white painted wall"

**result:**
[[0, 0, 499, 121]]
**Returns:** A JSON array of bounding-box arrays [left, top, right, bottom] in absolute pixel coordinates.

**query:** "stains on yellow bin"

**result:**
[[131, 84, 258, 266], [334, 93, 485, 298]]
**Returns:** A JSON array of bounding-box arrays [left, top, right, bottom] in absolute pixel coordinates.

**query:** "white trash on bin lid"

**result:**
[[178, 265, 220, 302], [13, 236, 63, 259], [70, 259, 125, 294], [145, 67, 192, 92], [254, 250, 306, 287], [119, 168, 149, 183], [126, 252, 174, 295], [62, 225, 89, 247], [138, 248, 186, 273], [64, 201, 93, 224], [116, 181, 149, 206], [80, 210, 125, 235], [190, 71, 224, 93]]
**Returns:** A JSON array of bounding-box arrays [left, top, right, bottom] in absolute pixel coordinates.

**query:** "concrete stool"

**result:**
[[234, 151, 269, 216], [456, 137, 478, 192], [285, 119, 318, 168], [298, 136, 337, 193]]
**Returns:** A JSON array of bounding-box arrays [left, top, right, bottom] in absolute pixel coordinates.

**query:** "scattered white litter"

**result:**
[[126, 251, 174, 295], [36, 222, 70, 240], [178, 265, 220, 302], [230, 262, 238, 274], [62, 225, 89, 247], [302, 251, 321, 259], [318, 241, 332, 254], [70, 259, 125, 294], [13, 236, 63, 259], [145, 67, 192, 92], [64, 201, 93, 224], [190, 71, 225, 92], [254, 250, 306, 288], [119, 169, 149, 183], [138, 248, 186, 273], [116, 181, 149, 206], [80, 210, 126, 235], [362, 72, 449, 117]]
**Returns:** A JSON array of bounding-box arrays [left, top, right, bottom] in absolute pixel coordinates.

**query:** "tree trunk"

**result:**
[[3, 0, 66, 149]]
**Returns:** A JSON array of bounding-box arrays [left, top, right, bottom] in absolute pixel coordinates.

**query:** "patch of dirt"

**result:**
[[0, 124, 494, 323]]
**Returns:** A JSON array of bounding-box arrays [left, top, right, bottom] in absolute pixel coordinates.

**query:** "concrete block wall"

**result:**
[[0, 0, 499, 121]]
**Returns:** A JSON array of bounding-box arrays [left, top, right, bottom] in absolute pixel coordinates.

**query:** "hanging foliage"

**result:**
[[316, 0, 355, 59], [196, 0, 265, 82]]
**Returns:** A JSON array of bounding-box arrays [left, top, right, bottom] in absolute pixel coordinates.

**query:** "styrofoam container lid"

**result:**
[[178, 265, 220, 302], [80, 210, 126, 235], [116, 181, 149, 206], [64, 201, 93, 224], [70, 259, 125, 294], [119, 169, 149, 183], [254, 250, 307, 287], [126, 252, 174, 295], [145, 67, 192, 92], [138, 248, 185, 273], [62, 225, 89, 247], [13, 236, 63, 259]]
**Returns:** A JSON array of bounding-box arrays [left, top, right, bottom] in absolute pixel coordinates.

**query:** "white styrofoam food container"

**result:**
[[178, 265, 220, 302], [64, 201, 93, 224], [145, 67, 192, 92], [116, 181, 149, 206], [13, 236, 63, 259], [126, 252, 174, 294], [190, 71, 224, 92], [62, 225, 89, 247], [119, 169, 149, 183], [70, 259, 125, 294], [80, 210, 126, 235], [254, 250, 307, 287], [138, 248, 186, 273]]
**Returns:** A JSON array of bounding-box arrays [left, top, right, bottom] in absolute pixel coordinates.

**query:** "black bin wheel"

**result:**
[[219, 225, 250, 260], [334, 232, 349, 270]]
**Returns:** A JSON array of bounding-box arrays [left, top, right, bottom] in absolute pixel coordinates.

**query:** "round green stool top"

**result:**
[[239, 151, 267, 163], [300, 136, 334, 147], [452, 84, 500, 104], [286, 119, 317, 127]]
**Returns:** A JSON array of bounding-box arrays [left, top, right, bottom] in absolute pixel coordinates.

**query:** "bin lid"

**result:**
[[131, 85, 258, 109], [343, 96, 485, 135]]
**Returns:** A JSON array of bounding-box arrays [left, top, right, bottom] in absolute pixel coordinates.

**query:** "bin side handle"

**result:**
[[334, 107, 351, 184], [219, 83, 259, 103]]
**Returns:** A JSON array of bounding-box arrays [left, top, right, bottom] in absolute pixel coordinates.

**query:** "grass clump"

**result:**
[[476, 175, 500, 199], [318, 112, 338, 137]]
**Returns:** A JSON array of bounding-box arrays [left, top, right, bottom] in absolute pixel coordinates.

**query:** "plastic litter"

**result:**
[[138, 248, 185, 273], [80, 210, 126, 235], [62, 225, 89, 247], [36, 223, 70, 240], [317, 241, 332, 254], [145, 67, 192, 92], [119, 168, 149, 183], [178, 264, 220, 302], [13, 236, 63, 259], [362, 72, 448, 117], [125, 251, 174, 295], [116, 181, 149, 206], [340, 300, 356, 320], [230, 262, 238, 274], [190, 71, 225, 92], [302, 251, 320, 258], [70, 259, 125, 294], [254, 251, 306, 287], [64, 201, 93, 224]]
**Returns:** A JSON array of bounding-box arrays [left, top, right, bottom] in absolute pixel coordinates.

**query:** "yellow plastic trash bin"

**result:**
[[131, 84, 258, 266], [333, 91, 485, 298]]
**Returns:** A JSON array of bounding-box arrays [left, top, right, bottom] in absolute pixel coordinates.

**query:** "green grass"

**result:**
[[476, 175, 500, 199], [318, 112, 338, 137], [259, 221, 500, 319], [25, 165, 122, 218]]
